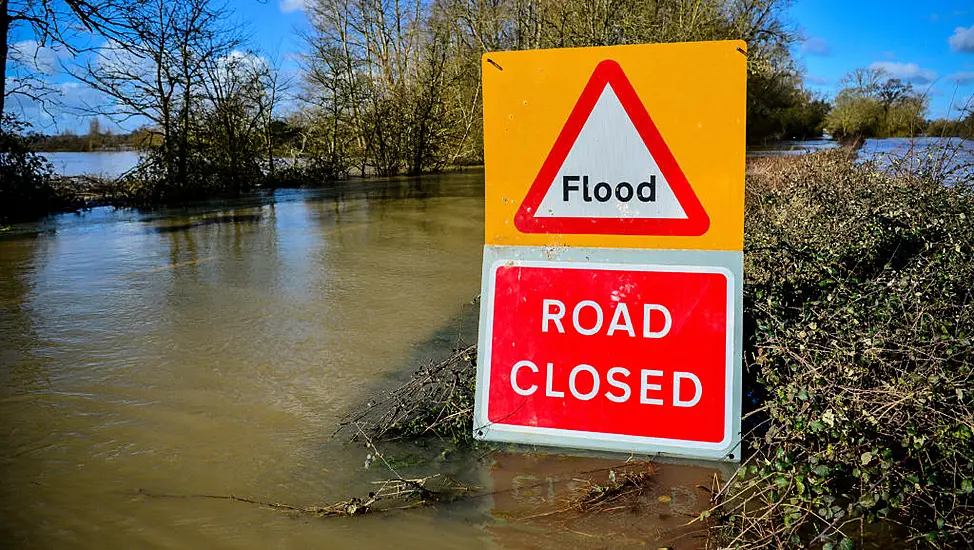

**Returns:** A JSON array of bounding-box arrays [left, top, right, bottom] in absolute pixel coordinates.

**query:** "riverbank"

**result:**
[[335, 149, 973, 548], [1, 162, 487, 225], [6, 136, 966, 225]]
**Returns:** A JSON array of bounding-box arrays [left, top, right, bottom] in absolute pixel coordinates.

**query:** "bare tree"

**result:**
[[842, 67, 888, 98], [1, 0, 129, 118], [878, 78, 912, 127], [70, 0, 236, 185], [307, 0, 451, 175], [252, 52, 293, 176], [199, 48, 267, 187]]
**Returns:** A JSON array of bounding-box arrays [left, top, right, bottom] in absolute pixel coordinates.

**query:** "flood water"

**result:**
[[41, 137, 973, 182], [40, 151, 142, 178], [0, 171, 723, 549]]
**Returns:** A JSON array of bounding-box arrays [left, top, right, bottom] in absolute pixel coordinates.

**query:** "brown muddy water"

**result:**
[[1, 170, 721, 549]]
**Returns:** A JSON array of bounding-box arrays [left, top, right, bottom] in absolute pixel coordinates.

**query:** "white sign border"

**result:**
[[474, 245, 744, 462]]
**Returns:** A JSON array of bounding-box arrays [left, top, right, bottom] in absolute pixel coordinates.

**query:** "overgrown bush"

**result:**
[[926, 114, 974, 139], [719, 151, 974, 547], [0, 115, 63, 222], [119, 143, 264, 205]]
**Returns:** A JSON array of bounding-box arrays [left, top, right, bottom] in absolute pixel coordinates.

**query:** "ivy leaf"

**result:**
[[859, 493, 877, 509]]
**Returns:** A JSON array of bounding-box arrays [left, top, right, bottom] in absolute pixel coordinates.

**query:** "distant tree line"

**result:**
[[824, 67, 929, 141], [926, 108, 974, 139], [25, 120, 157, 152], [5, 0, 834, 216]]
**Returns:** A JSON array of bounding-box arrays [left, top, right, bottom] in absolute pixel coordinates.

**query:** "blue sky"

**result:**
[[6, 0, 974, 132], [790, 0, 974, 119], [5, 0, 311, 132], [235, 0, 309, 63]]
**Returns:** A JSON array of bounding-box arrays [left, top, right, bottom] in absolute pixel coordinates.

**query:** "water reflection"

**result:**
[[0, 171, 490, 548], [483, 453, 723, 548], [40, 151, 142, 178], [150, 213, 264, 234]]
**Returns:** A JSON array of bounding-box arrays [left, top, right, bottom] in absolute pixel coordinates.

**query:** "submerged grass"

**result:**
[[333, 343, 478, 447], [570, 462, 658, 514]]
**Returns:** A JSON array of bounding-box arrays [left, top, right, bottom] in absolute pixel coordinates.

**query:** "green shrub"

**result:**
[[826, 96, 884, 140], [722, 151, 974, 547], [0, 115, 61, 222]]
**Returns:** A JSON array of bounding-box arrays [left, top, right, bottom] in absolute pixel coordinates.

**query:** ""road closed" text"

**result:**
[[542, 298, 672, 338], [509, 361, 702, 407]]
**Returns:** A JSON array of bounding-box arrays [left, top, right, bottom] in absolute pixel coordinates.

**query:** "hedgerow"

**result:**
[[0, 115, 61, 222], [718, 151, 974, 547]]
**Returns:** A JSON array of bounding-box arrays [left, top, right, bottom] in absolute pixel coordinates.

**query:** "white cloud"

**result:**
[[208, 50, 268, 90], [5, 80, 122, 133], [869, 61, 938, 84], [9, 40, 67, 76], [949, 71, 974, 85], [800, 37, 830, 56], [221, 50, 267, 71], [949, 26, 974, 53], [280, 0, 307, 13], [95, 39, 154, 78]]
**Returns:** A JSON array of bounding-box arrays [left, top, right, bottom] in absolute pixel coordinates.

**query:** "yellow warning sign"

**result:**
[[482, 41, 746, 251]]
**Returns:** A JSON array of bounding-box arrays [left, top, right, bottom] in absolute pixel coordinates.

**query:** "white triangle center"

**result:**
[[533, 84, 688, 220]]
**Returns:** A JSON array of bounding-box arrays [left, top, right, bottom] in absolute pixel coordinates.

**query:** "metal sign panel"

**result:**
[[474, 246, 743, 461], [476, 41, 745, 461], [482, 41, 745, 250]]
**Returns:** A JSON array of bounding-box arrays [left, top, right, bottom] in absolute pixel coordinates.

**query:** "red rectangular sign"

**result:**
[[481, 261, 733, 448]]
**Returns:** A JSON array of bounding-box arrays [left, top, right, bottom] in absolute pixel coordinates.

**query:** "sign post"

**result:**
[[475, 41, 746, 461]]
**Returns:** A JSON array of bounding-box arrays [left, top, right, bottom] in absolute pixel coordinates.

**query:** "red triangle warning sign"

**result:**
[[514, 60, 710, 236]]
